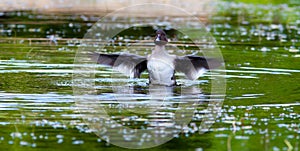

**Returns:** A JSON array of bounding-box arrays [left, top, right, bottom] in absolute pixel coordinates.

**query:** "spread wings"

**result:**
[[92, 53, 221, 80]]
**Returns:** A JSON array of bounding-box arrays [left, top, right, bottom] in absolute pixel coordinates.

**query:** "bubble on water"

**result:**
[[261, 47, 270, 52], [56, 135, 64, 139], [215, 134, 228, 138], [289, 48, 299, 53], [292, 54, 300, 57], [273, 146, 280, 151], [57, 139, 63, 144], [10, 132, 22, 139], [20, 141, 29, 146], [8, 140, 14, 144]]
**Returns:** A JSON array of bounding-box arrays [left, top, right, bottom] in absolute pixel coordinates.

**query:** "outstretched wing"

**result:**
[[91, 53, 147, 78], [174, 55, 221, 80]]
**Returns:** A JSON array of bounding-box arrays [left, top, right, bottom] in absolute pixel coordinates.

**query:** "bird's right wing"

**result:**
[[91, 53, 147, 78]]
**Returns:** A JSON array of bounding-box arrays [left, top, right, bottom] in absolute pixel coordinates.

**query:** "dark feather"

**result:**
[[184, 55, 221, 69], [133, 60, 147, 78], [91, 53, 148, 78], [92, 53, 119, 66], [174, 55, 221, 80]]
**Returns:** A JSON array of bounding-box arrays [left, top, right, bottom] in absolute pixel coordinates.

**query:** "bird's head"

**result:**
[[154, 29, 168, 46]]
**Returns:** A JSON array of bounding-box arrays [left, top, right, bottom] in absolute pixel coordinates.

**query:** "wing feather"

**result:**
[[91, 53, 147, 78], [175, 56, 221, 80]]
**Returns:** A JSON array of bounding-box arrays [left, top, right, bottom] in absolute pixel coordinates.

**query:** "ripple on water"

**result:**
[[253, 102, 300, 107], [230, 94, 264, 100], [240, 67, 300, 73]]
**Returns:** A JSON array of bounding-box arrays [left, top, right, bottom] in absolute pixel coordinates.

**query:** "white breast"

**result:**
[[147, 57, 175, 86]]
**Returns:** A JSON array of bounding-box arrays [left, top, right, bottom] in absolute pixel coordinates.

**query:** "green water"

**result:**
[[0, 1, 300, 151]]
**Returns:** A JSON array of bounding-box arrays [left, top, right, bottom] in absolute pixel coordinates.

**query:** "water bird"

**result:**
[[92, 29, 221, 86]]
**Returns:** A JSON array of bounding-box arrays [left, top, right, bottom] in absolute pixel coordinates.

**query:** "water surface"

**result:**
[[0, 2, 300, 150]]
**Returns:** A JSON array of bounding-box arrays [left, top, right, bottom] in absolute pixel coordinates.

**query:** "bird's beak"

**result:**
[[154, 32, 168, 45]]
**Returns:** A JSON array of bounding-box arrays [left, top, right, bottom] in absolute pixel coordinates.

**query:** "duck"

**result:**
[[92, 29, 221, 86]]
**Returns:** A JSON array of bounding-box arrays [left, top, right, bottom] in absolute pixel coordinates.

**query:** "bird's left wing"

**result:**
[[174, 55, 221, 80]]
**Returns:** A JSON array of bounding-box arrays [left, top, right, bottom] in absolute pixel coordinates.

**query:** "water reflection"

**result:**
[[75, 82, 223, 148]]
